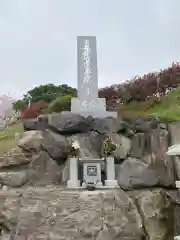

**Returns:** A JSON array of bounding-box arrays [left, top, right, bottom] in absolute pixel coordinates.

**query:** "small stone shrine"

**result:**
[[67, 36, 118, 189]]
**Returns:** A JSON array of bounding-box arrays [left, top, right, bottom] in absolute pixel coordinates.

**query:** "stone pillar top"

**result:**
[[71, 36, 117, 119]]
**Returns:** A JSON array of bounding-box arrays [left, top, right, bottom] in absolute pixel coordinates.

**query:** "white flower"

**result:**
[[72, 140, 80, 150]]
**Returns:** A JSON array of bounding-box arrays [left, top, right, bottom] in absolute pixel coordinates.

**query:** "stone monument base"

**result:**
[[105, 180, 119, 188], [176, 181, 180, 189], [71, 97, 117, 118], [67, 185, 120, 190], [82, 182, 103, 188], [71, 111, 117, 118], [67, 180, 80, 188], [67, 181, 119, 189], [71, 97, 106, 111]]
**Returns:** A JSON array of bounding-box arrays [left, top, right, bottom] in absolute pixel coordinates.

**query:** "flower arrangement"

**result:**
[[67, 140, 80, 157], [101, 136, 116, 156]]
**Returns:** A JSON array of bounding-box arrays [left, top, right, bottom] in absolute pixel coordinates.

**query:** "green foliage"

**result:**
[[0, 122, 23, 155], [0, 122, 23, 140], [102, 137, 116, 156], [13, 84, 76, 112], [24, 84, 76, 103], [120, 87, 180, 122], [118, 120, 134, 138], [12, 99, 28, 112], [47, 95, 72, 113]]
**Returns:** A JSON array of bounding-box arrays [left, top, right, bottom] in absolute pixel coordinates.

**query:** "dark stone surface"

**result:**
[[42, 130, 68, 163]]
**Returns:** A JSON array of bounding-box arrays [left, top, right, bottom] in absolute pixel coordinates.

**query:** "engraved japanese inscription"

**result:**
[[77, 36, 98, 110]]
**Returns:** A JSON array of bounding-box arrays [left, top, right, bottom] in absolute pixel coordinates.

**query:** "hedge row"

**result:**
[[20, 62, 180, 118]]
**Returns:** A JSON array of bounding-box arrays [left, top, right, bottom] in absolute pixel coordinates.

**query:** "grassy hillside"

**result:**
[[0, 87, 180, 154], [0, 121, 23, 155], [119, 88, 180, 122]]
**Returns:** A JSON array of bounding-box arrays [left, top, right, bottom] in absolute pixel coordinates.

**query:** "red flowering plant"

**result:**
[[20, 101, 48, 119], [99, 62, 180, 104]]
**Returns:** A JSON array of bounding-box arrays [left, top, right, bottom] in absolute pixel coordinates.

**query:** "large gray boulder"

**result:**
[[165, 190, 180, 236], [130, 124, 176, 187], [48, 113, 119, 135], [0, 150, 62, 187], [0, 171, 28, 187], [18, 130, 43, 152], [0, 187, 175, 239], [150, 127, 175, 186], [0, 150, 31, 168], [169, 121, 180, 145], [67, 131, 104, 159], [27, 151, 62, 186], [107, 133, 131, 160], [42, 129, 68, 163], [116, 157, 175, 189], [124, 116, 160, 133], [0, 188, 144, 239], [37, 114, 49, 129], [48, 112, 91, 134], [90, 117, 118, 134], [22, 118, 39, 131], [116, 158, 159, 189], [23, 116, 49, 131], [129, 189, 174, 240], [131, 132, 150, 158]]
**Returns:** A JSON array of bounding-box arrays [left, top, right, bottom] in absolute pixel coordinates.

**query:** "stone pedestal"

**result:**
[[105, 156, 119, 188], [176, 181, 180, 189], [67, 157, 80, 188], [71, 98, 117, 118]]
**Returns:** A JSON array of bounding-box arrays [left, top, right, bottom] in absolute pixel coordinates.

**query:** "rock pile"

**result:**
[[0, 112, 180, 239]]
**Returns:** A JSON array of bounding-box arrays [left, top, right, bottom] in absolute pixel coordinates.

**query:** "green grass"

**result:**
[[119, 88, 180, 122], [0, 121, 23, 140], [0, 88, 180, 154], [0, 121, 23, 155]]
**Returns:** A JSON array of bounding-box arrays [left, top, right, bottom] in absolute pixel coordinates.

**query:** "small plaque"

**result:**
[[87, 166, 97, 176]]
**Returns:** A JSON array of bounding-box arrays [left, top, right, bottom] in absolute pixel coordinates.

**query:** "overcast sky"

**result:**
[[0, 0, 180, 99]]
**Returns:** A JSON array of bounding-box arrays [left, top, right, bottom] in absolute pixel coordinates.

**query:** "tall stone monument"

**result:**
[[71, 36, 117, 118], [67, 36, 118, 189]]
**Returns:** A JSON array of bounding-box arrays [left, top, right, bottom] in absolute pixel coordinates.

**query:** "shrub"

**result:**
[[48, 95, 72, 113], [99, 62, 180, 103], [99, 86, 118, 100], [20, 101, 48, 119]]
